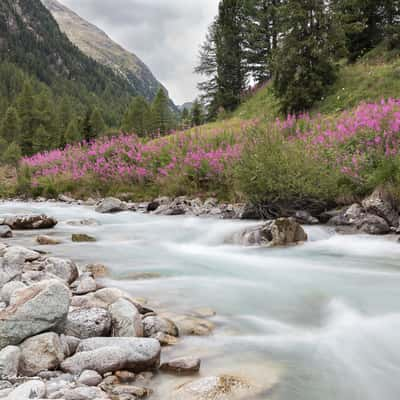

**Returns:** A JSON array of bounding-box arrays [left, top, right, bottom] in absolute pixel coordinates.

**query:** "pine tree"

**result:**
[[191, 100, 204, 127], [1, 106, 21, 144], [64, 119, 82, 144], [89, 108, 106, 138], [272, 0, 342, 113], [121, 96, 151, 136], [151, 88, 172, 135], [16, 81, 36, 155]]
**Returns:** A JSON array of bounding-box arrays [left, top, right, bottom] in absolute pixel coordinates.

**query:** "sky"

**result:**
[[59, 0, 219, 105]]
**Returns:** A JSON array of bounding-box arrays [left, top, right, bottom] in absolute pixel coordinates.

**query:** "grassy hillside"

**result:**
[[234, 49, 400, 121]]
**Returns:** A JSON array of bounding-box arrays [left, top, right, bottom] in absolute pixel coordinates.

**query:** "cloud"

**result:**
[[60, 0, 219, 104]]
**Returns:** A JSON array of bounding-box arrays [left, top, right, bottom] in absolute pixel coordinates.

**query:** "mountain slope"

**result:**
[[42, 0, 165, 102]]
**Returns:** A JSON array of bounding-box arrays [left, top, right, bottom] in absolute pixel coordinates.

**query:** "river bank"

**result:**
[[0, 201, 400, 399]]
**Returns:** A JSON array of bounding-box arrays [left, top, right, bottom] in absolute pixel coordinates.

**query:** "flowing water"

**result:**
[[1, 201, 400, 399]]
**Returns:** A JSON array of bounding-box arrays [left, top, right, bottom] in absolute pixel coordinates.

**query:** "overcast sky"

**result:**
[[59, 0, 219, 105]]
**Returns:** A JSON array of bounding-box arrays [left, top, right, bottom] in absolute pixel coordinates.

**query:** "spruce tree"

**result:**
[[32, 124, 51, 153], [1, 106, 21, 144], [89, 108, 106, 138], [64, 119, 82, 144], [121, 96, 151, 136], [272, 0, 341, 113], [191, 100, 204, 127], [151, 88, 172, 135], [17, 81, 36, 155]]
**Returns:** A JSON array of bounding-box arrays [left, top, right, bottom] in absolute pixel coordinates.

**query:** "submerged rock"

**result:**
[[0, 225, 12, 238], [72, 233, 97, 242], [0, 214, 57, 230], [161, 357, 201, 374], [36, 235, 61, 245]]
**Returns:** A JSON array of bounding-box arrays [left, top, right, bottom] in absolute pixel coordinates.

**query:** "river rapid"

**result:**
[[1, 201, 400, 400]]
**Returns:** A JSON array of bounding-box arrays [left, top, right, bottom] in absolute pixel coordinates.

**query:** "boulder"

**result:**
[[357, 214, 391, 235], [233, 218, 308, 247], [0, 280, 70, 349], [78, 370, 103, 386], [43, 257, 79, 284], [36, 235, 61, 245], [0, 345, 20, 378], [172, 316, 214, 336], [6, 380, 46, 400], [95, 198, 127, 214], [362, 189, 399, 227], [61, 337, 161, 375], [161, 357, 201, 374], [71, 274, 97, 295], [109, 298, 143, 337], [0, 225, 12, 238], [108, 385, 150, 397], [19, 332, 65, 376], [1, 214, 57, 230], [143, 316, 179, 338], [58, 194, 75, 203], [72, 234, 96, 243], [63, 308, 112, 339], [83, 264, 109, 278], [0, 281, 26, 304], [64, 386, 109, 400], [71, 288, 133, 309], [294, 210, 319, 225]]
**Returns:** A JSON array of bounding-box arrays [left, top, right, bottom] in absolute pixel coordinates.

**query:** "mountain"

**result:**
[[178, 102, 194, 112], [41, 0, 166, 103], [0, 0, 135, 125]]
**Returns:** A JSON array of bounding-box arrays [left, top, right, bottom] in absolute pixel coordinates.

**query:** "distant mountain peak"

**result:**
[[41, 0, 168, 102]]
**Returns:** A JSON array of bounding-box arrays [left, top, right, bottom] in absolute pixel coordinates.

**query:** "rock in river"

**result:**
[[0, 214, 57, 230], [95, 197, 127, 213], [0, 225, 12, 238], [0, 279, 70, 349], [161, 356, 201, 375]]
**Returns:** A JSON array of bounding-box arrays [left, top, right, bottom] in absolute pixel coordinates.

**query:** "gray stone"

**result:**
[[44, 257, 79, 284], [357, 214, 391, 235], [109, 298, 143, 337], [60, 335, 81, 357], [6, 380, 46, 400], [0, 346, 20, 378], [19, 332, 65, 376], [61, 338, 160, 375], [95, 198, 127, 214], [0, 281, 26, 304], [0, 279, 70, 349], [64, 386, 109, 400], [362, 189, 399, 227], [161, 357, 201, 374], [0, 226, 12, 238], [71, 274, 97, 295], [71, 288, 133, 309], [78, 370, 103, 386], [64, 308, 112, 339], [143, 316, 179, 338], [1, 214, 57, 230]]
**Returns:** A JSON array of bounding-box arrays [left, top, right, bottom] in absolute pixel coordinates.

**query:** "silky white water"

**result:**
[[1, 201, 400, 399]]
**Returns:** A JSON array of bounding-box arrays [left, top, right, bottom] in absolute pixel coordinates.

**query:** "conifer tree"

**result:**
[[151, 88, 172, 135], [2, 142, 22, 167], [89, 108, 106, 138], [1, 106, 21, 144], [272, 0, 342, 113], [32, 124, 51, 153], [121, 96, 151, 136], [64, 119, 82, 144], [191, 100, 204, 127], [17, 81, 36, 155]]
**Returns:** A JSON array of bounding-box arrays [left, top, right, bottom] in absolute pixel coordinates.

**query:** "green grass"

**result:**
[[231, 48, 400, 122]]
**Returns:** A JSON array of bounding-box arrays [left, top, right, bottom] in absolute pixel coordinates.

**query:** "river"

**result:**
[[1, 201, 400, 400]]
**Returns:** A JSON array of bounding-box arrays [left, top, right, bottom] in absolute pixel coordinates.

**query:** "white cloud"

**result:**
[[60, 0, 219, 104]]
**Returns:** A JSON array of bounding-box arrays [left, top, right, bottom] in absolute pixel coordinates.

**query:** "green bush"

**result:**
[[235, 128, 343, 205]]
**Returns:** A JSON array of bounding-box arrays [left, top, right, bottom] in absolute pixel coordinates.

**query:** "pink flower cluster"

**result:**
[[23, 122, 256, 186], [275, 99, 400, 180]]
